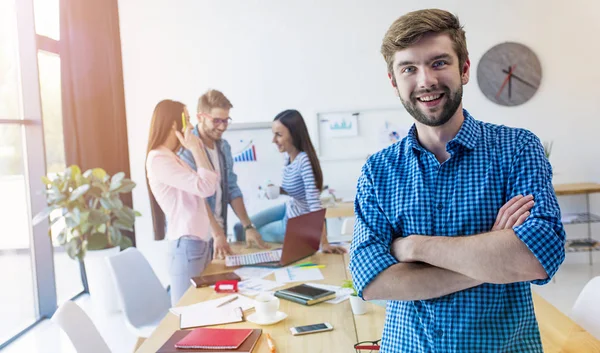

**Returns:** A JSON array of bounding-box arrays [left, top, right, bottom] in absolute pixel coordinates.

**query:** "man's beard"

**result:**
[[400, 84, 463, 127]]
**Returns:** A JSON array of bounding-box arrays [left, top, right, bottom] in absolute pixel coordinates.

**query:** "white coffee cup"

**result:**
[[254, 293, 280, 320], [265, 184, 280, 200]]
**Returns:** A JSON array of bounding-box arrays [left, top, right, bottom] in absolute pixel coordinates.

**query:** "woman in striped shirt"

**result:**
[[234, 110, 346, 254]]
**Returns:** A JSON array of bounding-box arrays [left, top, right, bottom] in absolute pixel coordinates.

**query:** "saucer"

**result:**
[[246, 311, 288, 325]]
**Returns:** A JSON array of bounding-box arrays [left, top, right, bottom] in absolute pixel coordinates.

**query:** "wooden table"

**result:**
[[325, 201, 354, 219], [554, 183, 600, 196], [136, 244, 600, 353]]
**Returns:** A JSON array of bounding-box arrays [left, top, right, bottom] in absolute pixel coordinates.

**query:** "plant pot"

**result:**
[[349, 295, 368, 315], [84, 246, 121, 313]]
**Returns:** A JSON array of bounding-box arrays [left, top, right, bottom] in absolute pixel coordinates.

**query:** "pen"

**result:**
[[299, 265, 325, 270], [265, 333, 276, 353], [216, 296, 238, 308], [294, 262, 316, 267]]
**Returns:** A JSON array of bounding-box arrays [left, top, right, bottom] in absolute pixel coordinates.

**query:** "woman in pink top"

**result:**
[[145, 99, 218, 305]]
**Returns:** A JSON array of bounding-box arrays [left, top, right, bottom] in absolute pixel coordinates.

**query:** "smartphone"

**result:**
[[290, 323, 333, 336], [181, 112, 187, 132]]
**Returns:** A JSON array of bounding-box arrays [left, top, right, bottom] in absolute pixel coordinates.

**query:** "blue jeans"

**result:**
[[234, 203, 287, 243], [168, 237, 213, 305]]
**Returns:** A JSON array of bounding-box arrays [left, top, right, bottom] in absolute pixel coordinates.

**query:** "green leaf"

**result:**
[[87, 186, 103, 198], [110, 196, 123, 209], [99, 197, 113, 210], [88, 210, 110, 225], [134, 211, 142, 217], [113, 209, 134, 224], [32, 206, 55, 225], [97, 224, 107, 234], [69, 184, 90, 201], [87, 233, 109, 250], [110, 172, 125, 191], [65, 215, 79, 228], [56, 229, 67, 245], [91, 168, 107, 181], [119, 235, 133, 250], [113, 219, 133, 231], [41, 176, 52, 186], [109, 227, 122, 245], [80, 223, 91, 235], [115, 180, 136, 193], [83, 169, 93, 178], [65, 238, 81, 259], [69, 165, 81, 177]]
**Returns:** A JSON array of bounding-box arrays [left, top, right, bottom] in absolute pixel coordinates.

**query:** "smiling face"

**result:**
[[390, 33, 470, 127], [271, 120, 294, 153], [198, 107, 230, 141]]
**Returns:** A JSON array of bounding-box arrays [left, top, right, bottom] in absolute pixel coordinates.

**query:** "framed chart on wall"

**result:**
[[316, 108, 413, 161]]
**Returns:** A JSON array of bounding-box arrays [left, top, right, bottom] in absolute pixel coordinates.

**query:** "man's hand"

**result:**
[[213, 233, 234, 260], [321, 243, 348, 254], [391, 236, 419, 262], [245, 228, 270, 249], [492, 194, 534, 231]]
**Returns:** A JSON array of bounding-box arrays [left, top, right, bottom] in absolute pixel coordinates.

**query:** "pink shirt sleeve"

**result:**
[[148, 151, 218, 198]]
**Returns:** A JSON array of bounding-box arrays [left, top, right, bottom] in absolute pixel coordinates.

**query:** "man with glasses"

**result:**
[[179, 89, 269, 259]]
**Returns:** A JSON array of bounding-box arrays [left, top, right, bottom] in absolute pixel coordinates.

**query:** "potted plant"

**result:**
[[33, 165, 140, 312], [342, 279, 368, 315]]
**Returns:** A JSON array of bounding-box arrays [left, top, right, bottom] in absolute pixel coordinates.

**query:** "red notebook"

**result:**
[[175, 328, 253, 349]]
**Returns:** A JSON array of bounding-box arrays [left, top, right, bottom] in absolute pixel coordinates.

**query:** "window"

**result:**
[[0, 126, 36, 343], [0, 0, 79, 348], [33, 0, 59, 40], [37, 50, 83, 303]]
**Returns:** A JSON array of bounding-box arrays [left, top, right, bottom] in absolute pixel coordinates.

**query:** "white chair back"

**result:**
[[51, 301, 111, 353], [106, 247, 170, 337], [341, 217, 356, 236], [570, 276, 600, 340]]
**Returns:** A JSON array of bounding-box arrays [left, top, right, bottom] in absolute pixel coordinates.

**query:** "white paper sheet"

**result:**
[[274, 267, 324, 283], [169, 294, 255, 316], [233, 267, 277, 280], [308, 283, 355, 304], [237, 278, 281, 296]]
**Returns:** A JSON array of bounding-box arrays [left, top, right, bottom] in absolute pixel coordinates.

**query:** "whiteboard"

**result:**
[[316, 108, 414, 161], [221, 123, 287, 235]]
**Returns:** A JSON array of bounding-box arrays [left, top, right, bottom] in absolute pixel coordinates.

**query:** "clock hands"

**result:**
[[501, 69, 537, 89], [496, 65, 516, 99], [507, 66, 512, 99]]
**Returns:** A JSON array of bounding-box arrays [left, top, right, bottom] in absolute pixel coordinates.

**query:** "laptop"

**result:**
[[225, 209, 326, 267]]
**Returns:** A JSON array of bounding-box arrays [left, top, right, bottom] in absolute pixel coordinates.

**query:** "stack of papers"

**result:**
[[170, 294, 255, 329]]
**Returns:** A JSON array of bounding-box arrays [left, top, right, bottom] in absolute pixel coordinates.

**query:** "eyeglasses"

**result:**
[[354, 339, 381, 353], [200, 113, 232, 126]]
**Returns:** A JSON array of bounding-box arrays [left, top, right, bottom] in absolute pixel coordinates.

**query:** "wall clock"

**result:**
[[477, 42, 542, 106]]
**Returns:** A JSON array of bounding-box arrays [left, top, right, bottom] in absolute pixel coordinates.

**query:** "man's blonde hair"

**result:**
[[197, 89, 233, 113], [381, 9, 468, 75]]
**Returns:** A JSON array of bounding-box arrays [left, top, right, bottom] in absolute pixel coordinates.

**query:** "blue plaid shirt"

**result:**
[[349, 110, 565, 353]]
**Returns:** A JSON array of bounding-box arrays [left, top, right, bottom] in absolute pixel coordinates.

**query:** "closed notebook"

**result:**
[[190, 272, 241, 288], [276, 283, 335, 300], [157, 329, 262, 353], [175, 328, 253, 349]]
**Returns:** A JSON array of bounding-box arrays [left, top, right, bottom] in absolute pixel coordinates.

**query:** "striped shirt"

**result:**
[[282, 151, 321, 220], [349, 110, 565, 353]]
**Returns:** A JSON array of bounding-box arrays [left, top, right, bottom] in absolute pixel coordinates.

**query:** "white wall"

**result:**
[[118, 0, 600, 276]]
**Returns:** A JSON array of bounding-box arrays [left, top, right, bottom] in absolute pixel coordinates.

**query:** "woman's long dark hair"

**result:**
[[145, 99, 186, 240], [274, 110, 323, 191]]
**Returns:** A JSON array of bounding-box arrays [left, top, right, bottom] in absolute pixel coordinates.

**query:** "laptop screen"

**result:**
[[279, 209, 326, 266]]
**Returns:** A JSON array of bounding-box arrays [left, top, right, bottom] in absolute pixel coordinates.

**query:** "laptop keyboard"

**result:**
[[225, 249, 283, 267]]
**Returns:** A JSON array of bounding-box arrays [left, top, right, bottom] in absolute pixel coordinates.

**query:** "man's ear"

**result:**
[[461, 58, 471, 85], [388, 72, 397, 88]]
